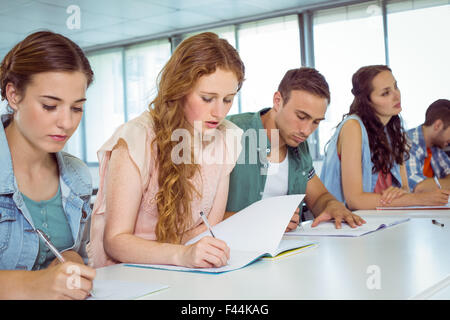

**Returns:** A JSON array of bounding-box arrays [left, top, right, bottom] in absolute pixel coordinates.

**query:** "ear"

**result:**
[[433, 119, 444, 131], [273, 91, 283, 112], [5, 83, 21, 111]]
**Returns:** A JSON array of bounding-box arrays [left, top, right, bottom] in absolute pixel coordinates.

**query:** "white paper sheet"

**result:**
[[88, 279, 168, 300], [285, 217, 410, 237]]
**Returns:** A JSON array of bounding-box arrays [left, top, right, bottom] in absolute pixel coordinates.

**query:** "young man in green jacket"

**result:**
[[225, 68, 365, 230]]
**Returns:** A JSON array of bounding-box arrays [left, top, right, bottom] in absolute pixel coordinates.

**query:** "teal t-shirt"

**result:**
[[21, 186, 74, 270]]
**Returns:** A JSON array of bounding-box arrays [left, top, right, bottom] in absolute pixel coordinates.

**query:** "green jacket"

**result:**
[[226, 108, 315, 213]]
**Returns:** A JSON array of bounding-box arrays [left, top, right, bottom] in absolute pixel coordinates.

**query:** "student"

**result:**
[[0, 31, 96, 299], [320, 65, 449, 210], [88, 32, 245, 269], [225, 67, 365, 230], [406, 99, 450, 192]]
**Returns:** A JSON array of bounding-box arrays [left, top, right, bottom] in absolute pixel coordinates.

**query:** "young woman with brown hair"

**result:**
[[321, 65, 449, 210], [0, 31, 96, 299], [88, 32, 245, 269]]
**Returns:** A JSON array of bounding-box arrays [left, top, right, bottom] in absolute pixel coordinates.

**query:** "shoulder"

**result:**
[[226, 112, 257, 130], [58, 152, 92, 196], [340, 118, 363, 138], [219, 119, 244, 136]]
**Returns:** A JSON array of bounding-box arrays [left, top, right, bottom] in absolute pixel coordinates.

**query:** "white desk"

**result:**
[[95, 211, 450, 300]]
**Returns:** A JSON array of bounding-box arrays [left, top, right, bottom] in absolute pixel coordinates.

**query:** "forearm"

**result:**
[[104, 233, 186, 266], [0, 270, 30, 299], [413, 178, 440, 193]]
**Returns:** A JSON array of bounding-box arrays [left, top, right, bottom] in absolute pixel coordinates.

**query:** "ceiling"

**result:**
[[0, 0, 355, 58]]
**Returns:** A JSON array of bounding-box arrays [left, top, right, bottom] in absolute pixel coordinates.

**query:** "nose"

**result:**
[[56, 107, 73, 130], [394, 88, 401, 101], [299, 120, 315, 138], [211, 100, 227, 119]]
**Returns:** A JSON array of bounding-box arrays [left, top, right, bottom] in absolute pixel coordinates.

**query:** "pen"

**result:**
[[434, 176, 442, 189], [432, 219, 444, 227], [199, 211, 216, 238], [35, 229, 66, 263]]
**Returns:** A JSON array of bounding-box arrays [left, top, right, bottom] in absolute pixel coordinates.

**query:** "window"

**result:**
[[84, 50, 125, 163], [313, 1, 386, 157], [125, 39, 171, 120], [238, 15, 302, 114], [387, 0, 450, 130]]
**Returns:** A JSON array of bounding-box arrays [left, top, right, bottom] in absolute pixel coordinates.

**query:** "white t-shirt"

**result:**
[[261, 154, 289, 199]]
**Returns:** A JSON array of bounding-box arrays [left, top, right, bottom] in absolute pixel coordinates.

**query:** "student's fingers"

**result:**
[[381, 187, 403, 204], [196, 237, 230, 264], [342, 212, 365, 228], [286, 213, 300, 231], [353, 214, 366, 225], [208, 237, 230, 259], [334, 218, 342, 229], [199, 245, 228, 268], [62, 262, 96, 281], [64, 287, 91, 300], [285, 221, 299, 232]]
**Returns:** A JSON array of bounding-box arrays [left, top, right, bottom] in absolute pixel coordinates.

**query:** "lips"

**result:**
[[292, 135, 306, 144], [49, 135, 68, 142], [394, 102, 401, 108], [205, 121, 219, 129]]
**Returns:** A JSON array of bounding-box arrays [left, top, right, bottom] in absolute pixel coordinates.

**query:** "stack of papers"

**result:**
[[285, 217, 410, 237], [126, 195, 316, 274]]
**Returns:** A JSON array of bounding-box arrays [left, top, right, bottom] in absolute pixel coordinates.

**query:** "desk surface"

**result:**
[[96, 210, 450, 300]]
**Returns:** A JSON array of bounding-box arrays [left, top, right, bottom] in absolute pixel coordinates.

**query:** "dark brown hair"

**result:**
[[347, 65, 409, 174], [424, 99, 450, 128], [277, 67, 330, 105], [0, 30, 93, 109]]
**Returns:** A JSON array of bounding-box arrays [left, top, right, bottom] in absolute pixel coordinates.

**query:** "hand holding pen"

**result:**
[[33, 229, 96, 299], [179, 212, 230, 269]]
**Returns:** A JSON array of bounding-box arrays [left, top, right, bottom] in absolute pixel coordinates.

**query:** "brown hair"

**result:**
[[347, 65, 409, 174], [0, 30, 93, 111], [277, 67, 330, 105], [150, 32, 245, 244], [424, 99, 450, 128]]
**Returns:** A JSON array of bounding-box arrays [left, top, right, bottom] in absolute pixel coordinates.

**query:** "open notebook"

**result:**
[[285, 217, 410, 237], [125, 194, 316, 274]]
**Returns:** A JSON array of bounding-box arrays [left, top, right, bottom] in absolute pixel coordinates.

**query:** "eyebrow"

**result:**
[[40, 95, 87, 103], [200, 91, 237, 96], [296, 110, 325, 121], [380, 81, 398, 91]]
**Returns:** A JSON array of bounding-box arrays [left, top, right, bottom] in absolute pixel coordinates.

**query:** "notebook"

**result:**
[[125, 194, 317, 274], [285, 217, 410, 237]]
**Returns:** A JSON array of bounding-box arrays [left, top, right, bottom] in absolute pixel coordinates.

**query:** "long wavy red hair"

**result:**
[[149, 32, 245, 243]]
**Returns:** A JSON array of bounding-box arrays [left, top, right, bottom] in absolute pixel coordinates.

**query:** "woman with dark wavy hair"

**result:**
[[320, 65, 449, 210]]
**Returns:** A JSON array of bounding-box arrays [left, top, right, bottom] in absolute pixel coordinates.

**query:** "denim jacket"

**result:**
[[0, 115, 92, 270], [320, 115, 402, 204]]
